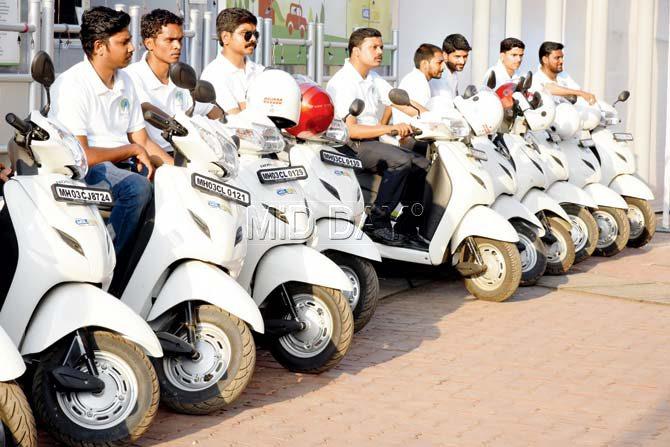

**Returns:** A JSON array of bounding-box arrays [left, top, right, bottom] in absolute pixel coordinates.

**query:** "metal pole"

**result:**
[[306, 22, 316, 81], [114, 4, 127, 13], [391, 29, 399, 86], [253, 16, 263, 65], [42, 0, 55, 60], [129, 6, 141, 63], [189, 9, 201, 75], [263, 18, 272, 67], [203, 11, 213, 66], [28, 0, 41, 111], [472, 0, 491, 86], [315, 22, 324, 85]]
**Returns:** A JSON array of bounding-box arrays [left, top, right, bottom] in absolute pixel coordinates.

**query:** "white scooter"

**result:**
[[553, 97, 631, 256], [359, 88, 521, 302], [0, 326, 35, 447], [593, 91, 655, 248], [106, 63, 263, 415], [285, 104, 381, 333], [1, 51, 162, 446], [224, 69, 354, 373]]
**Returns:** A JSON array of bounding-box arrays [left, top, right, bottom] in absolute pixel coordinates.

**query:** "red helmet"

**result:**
[[496, 82, 517, 110], [286, 79, 335, 139]]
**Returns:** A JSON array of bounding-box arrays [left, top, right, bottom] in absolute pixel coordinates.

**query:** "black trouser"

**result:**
[[352, 140, 428, 230]]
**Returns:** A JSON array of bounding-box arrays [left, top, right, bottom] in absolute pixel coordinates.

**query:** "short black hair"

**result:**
[[413, 43, 442, 69], [539, 41, 564, 64], [348, 27, 382, 56], [500, 37, 525, 53], [80, 6, 131, 58], [442, 34, 471, 54], [216, 8, 257, 46], [141, 9, 183, 45]]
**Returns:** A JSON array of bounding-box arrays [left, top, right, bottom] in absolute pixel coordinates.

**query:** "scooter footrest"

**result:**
[[455, 261, 487, 277], [156, 332, 196, 356], [50, 366, 105, 393]]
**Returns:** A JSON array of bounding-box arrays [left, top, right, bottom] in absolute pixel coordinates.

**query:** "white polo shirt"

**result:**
[[326, 60, 392, 126], [50, 59, 144, 148], [124, 52, 213, 150], [483, 60, 521, 89], [531, 65, 580, 93], [392, 68, 431, 124], [429, 66, 458, 100], [200, 52, 265, 113]]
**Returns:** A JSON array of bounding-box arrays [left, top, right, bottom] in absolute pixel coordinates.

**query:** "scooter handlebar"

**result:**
[[143, 111, 171, 131], [5, 113, 31, 134]]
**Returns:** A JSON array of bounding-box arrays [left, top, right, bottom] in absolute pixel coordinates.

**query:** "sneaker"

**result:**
[[399, 231, 430, 251], [367, 227, 407, 246]]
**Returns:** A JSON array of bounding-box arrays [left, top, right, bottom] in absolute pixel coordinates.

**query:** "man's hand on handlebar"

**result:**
[[580, 91, 597, 105], [388, 123, 414, 138], [126, 144, 155, 179], [0, 163, 12, 183]]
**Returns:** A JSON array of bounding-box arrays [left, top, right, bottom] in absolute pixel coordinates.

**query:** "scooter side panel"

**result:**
[[583, 183, 628, 209], [522, 189, 572, 223], [310, 219, 381, 262], [450, 205, 520, 254], [546, 181, 599, 208], [491, 195, 545, 237], [252, 245, 353, 306], [591, 127, 636, 183], [147, 261, 264, 333], [609, 174, 654, 201], [20, 283, 162, 357], [0, 326, 25, 381]]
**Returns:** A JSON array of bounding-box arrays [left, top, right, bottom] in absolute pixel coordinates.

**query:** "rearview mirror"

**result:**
[[169, 62, 197, 91], [193, 80, 216, 104], [515, 77, 525, 92], [31, 51, 55, 88], [388, 88, 411, 106], [613, 90, 630, 106], [486, 71, 496, 90], [564, 95, 578, 104], [522, 71, 532, 92], [462, 85, 478, 100], [529, 91, 542, 109], [349, 99, 365, 117]]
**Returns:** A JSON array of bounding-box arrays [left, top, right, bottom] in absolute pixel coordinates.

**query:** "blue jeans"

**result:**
[[85, 162, 152, 254]]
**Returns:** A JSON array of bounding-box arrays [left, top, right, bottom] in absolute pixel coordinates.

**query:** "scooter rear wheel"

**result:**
[[562, 204, 598, 264], [512, 221, 547, 287], [593, 206, 630, 257], [462, 237, 522, 302], [31, 331, 159, 447], [625, 197, 655, 248], [545, 216, 576, 275], [268, 284, 354, 373], [326, 252, 380, 333], [153, 305, 256, 415], [0, 381, 36, 447]]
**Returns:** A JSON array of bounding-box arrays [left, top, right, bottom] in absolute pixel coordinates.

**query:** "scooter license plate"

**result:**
[[613, 132, 633, 142], [51, 184, 114, 207], [257, 166, 308, 184], [320, 150, 363, 169], [579, 139, 595, 148], [191, 173, 251, 207]]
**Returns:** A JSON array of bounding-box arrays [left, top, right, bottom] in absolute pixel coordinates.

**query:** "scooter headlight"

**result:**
[[53, 122, 88, 179], [230, 123, 285, 154], [322, 118, 349, 144], [601, 111, 620, 126], [193, 122, 240, 179]]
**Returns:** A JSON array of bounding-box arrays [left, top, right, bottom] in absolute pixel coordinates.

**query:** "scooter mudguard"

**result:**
[[450, 205, 519, 254], [491, 195, 545, 237], [252, 244, 353, 306], [609, 174, 654, 201], [522, 189, 572, 223], [147, 261, 264, 334], [546, 181, 598, 209], [20, 283, 163, 357], [583, 183, 628, 209], [310, 219, 382, 262], [0, 326, 25, 381]]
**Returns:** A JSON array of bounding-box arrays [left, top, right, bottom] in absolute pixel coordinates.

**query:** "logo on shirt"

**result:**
[[175, 90, 185, 107], [119, 97, 130, 115]]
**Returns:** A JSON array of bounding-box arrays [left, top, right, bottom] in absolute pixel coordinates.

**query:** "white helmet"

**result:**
[[523, 90, 556, 131], [575, 100, 601, 131], [453, 90, 503, 136], [550, 102, 581, 139], [246, 69, 301, 128]]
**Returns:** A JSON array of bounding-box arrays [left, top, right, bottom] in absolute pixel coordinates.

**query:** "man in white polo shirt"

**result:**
[[50, 6, 167, 255], [531, 41, 596, 105], [393, 43, 444, 124], [201, 8, 264, 115], [327, 28, 429, 247], [483, 37, 525, 89], [430, 34, 471, 101], [125, 8, 221, 153]]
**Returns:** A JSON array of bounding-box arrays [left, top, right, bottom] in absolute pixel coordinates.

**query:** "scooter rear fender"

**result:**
[[609, 174, 654, 201], [450, 205, 519, 254], [0, 326, 25, 381], [310, 219, 381, 262], [522, 189, 572, 223], [584, 183, 628, 209], [546, 181, 599, 209], [491, 195, 545, 237]]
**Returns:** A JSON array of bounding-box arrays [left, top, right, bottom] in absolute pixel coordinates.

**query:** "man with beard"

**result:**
[[483, 37, 525, 89], [49, 6, 165, 254], [125, 9, 222, 154], [429, 33, 471, 100], [201, 8, 264, 114], [531, 41, 596, 105]]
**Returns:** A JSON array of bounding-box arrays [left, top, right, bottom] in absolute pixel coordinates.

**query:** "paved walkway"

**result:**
[[44, 233, 670, 446]]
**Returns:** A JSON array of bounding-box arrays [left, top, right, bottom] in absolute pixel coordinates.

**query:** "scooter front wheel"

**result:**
[[326, 252, 380, 333], [545, 216, 576, 275], [0, 381, 36, 447], [593, 207, 630, 256], [513, 222, 547, 287], [462, 237, 522, 302], [154, 305, 255, 415], [268, 284, 354, 373], [562, 204, 598, 264], [625, 197, 655, 248], [31, 331, 159, 447]]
